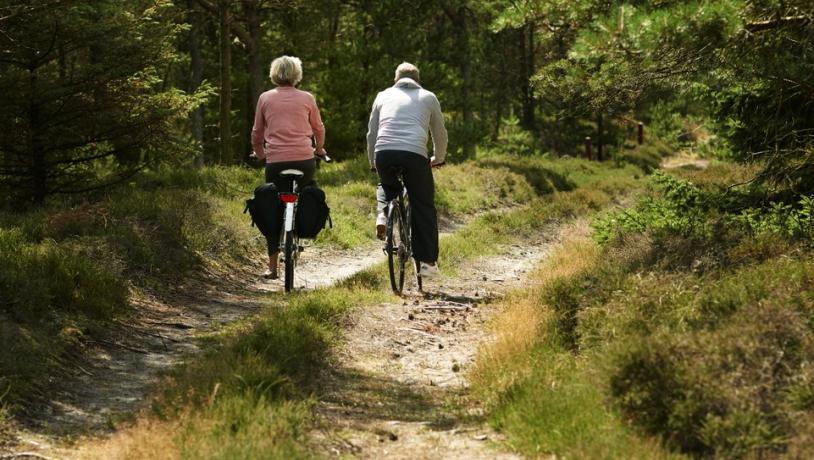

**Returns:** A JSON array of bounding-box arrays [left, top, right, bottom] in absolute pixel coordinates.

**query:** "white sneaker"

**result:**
[[419, 262, 441, 279], [376, 212, 387, 240]]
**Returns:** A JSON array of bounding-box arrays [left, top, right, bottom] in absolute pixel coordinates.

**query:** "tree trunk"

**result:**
[[218, 0, 233, 164], [459, 9, 474, 159], [442, 3, 475, 158], [596, 112, 604, 161], [28, 65, 46, 204], [243, 0, 263, 165], [521, 21, 536, 132], [188, 0, 205, 167]]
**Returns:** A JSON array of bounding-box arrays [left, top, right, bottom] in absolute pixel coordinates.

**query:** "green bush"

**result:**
[[611, 299, 814, 457]]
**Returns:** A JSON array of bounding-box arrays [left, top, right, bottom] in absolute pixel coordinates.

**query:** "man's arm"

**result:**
[[366, 96, 381, 168], [428, 94, 447, 164]]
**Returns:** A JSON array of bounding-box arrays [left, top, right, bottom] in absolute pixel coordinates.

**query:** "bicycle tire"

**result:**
[[284, 230, 296, 292], [403, 200, 421, 292], [386, 202, 406, 294]]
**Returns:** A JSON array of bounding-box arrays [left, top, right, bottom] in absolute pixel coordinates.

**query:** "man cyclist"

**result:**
[[367, 62, 447, 279]]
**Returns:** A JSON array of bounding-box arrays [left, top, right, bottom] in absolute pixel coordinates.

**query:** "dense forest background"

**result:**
[[2, 0, 811, 205]]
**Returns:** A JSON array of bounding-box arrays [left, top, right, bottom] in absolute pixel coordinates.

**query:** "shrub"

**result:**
[[611, 301, 814, 457]]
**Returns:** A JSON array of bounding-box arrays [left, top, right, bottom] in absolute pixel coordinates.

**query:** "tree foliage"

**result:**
[[532, 0, 814, 191], [0, 0, 206, 205]]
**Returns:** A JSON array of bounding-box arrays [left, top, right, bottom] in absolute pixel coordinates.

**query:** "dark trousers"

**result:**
[[375, 150, 439, 264], [264, 159, 316, 257]]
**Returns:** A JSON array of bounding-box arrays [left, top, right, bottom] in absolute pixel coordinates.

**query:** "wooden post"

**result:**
[[585, 136, 593, 160], [637, 122, 644, 145]]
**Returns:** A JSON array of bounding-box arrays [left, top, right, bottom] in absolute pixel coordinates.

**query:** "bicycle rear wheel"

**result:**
[[386, 202, 407, 294], [403, 202, 421, 292], [284, 230, 297, 292]]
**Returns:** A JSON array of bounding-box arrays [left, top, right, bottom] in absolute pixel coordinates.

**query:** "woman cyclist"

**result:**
[[250, 55, 328, 279]]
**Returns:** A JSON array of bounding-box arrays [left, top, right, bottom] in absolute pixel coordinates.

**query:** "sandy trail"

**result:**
[[6, 216, 568, 460], [5, 242, 382, 457], [309, 226, 573, 459]]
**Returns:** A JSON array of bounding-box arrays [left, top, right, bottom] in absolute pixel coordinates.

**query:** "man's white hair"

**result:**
[[394, 62, 420, 83], [269, 55, 303, 86]]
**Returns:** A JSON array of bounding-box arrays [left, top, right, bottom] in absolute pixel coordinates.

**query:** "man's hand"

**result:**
[[249, 152, 262, 162], [430, 156, 445, 167]]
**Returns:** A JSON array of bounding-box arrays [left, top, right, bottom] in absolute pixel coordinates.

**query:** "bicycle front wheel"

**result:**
[[284, 230, 297, 292], [386, 203, 407, 294]]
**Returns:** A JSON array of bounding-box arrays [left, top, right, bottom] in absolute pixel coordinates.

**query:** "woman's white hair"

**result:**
[[269, 55, 303, 86], [394, 62, 420, 83]]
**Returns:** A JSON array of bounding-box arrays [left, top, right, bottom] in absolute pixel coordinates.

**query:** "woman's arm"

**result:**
[[308, 95, 326, 155], [251, 95, 267, 160]]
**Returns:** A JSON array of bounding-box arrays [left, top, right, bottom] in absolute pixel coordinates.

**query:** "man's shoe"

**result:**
[[263, 269, 278, 280], [376, 213, 387, 241], [419, 262, 440, 279]]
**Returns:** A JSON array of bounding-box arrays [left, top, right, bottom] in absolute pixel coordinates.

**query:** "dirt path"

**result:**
[[6, 242, 382, 457], [6, 215, 564, 459], [309, 228, 570, 459]]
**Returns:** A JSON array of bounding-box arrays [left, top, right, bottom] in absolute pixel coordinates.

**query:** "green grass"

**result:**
[[472, 160, 814, 459]]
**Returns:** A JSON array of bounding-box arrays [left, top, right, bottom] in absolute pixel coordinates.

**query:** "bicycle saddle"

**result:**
[[280, 169, 305, 179]]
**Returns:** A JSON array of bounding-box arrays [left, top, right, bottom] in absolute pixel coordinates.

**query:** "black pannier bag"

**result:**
[[296, 184, 332, 239], [244, 182, 280, 237]]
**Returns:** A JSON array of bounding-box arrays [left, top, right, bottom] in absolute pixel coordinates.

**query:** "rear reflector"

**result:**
[[279, 193, 298, 203]]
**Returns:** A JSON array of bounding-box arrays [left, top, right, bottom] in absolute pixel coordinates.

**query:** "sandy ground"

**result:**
[[308, 229, 572, 459], [4, 242, 382, 458]]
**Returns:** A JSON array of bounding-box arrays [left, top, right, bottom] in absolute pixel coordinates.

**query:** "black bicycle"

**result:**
[[382, 168, 421, 295]]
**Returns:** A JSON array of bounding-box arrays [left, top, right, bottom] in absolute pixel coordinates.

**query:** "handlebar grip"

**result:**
[[317, 153, 332, 163]]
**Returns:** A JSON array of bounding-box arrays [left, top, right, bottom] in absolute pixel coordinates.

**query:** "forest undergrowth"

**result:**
[[473, 160, 814, 459]]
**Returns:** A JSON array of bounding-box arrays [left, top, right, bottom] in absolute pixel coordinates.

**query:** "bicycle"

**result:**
[[383, 168, 421, 295], [382, 161, 444, 295], [273, 154, 332, 293]]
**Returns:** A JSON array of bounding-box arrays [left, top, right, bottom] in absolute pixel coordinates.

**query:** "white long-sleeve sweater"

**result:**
[[366, 78, 448, 167]]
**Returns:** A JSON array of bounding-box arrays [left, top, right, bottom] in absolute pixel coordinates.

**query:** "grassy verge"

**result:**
[[472, 160, 814, 458], [73, 156, 646, 458]]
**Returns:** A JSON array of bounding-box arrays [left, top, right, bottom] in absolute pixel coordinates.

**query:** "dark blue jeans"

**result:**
[[375, 150, 439, 264]]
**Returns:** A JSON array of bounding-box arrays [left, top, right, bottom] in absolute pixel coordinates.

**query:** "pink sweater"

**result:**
[[251, 86, 325, 163]]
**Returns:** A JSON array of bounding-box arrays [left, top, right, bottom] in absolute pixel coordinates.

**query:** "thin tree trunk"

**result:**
[[188, 0, 205, 167], [521, 21, 536, 132], [596, 112, 604, 161], [244, 0, 263, 165], [218, 0, 232, 164], [442, 3, 475, 158], [29, 65, 46, 204], [459, 10, 474, 159]]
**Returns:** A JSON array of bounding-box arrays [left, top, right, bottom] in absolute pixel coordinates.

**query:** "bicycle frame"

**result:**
[[384, 172, 421, 294]]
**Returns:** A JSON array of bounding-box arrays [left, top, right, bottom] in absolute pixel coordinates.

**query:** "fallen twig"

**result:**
[[399, 328, 442, 340]]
